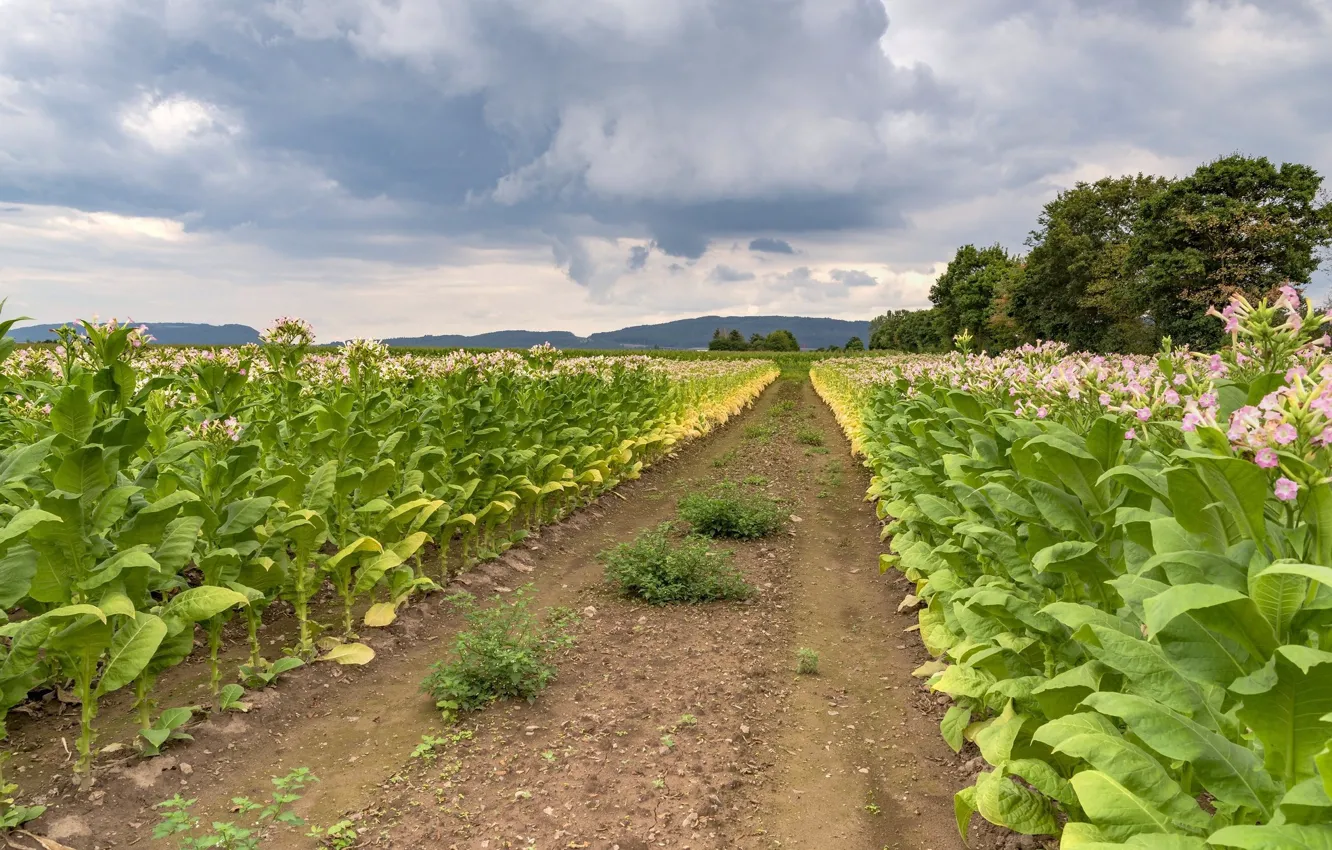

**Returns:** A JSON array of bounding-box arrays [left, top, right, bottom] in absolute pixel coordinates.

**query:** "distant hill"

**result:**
[[386, 315, 870, 350], [13, 322, 261, 345]]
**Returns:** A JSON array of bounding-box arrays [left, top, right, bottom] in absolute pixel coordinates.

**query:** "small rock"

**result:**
[[179, 763, 193, 775], [681, 811, 699, 829], [739, 725, 750, 735], [583, 606, 597, 618]]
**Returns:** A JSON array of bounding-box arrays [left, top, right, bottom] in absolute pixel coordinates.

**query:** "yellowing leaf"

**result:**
[[318, 642, 376, 665]]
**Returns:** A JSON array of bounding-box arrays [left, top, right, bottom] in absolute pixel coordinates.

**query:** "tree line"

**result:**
[[708, 328, 801, 351], [870, 154, 1332, 353]]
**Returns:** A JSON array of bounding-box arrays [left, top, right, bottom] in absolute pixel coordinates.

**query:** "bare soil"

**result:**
[[15, 378, 992, 850]]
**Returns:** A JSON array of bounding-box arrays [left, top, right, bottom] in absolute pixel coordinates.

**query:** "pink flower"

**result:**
[[1136, 407, 1151, 422], [1254, 448, 1279, 469], [1287, 366, 1308, 382], [1164, 389, 1180, 405], [1124, 429, 1137, 441], [1276, 284, 1301, 312], [1036, 407, 1048, 419], [1274, 477, 1299, 502], [1317, 426, 1332, 447], [1199, 392, 1218, 409], [1099, 393, 1111, 406], [1181, 412, 1202, 432], [1173, 374, 1187, 386], [1273, 423, 1298, 445]]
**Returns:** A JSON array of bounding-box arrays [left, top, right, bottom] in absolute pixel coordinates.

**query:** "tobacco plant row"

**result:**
[[813, 288, 1332, 849], [0, 313, 777, 800]]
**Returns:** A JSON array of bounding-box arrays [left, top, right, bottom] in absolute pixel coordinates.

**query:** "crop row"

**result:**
[[0, 313, 777, 808], [812, 291, 1332, 848]]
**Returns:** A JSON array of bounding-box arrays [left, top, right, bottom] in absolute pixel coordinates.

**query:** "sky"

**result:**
[[2, 0, 1331, 341]]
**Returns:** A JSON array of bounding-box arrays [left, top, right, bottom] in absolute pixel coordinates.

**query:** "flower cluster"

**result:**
[[185, 416, 244, 446], [261, 317, 316, 349]]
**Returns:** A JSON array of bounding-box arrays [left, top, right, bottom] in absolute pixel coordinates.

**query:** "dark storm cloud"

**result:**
[[749, 238, 796, 254]]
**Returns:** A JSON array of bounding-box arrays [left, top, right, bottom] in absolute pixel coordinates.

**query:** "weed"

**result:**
[[711, 448, 738, 468], [743, 423, 777, 441], [660, 734, 676, 749], [139, 706, 198, 756], [308, 819, 358, 849], [155, 768, 316, 850], [678, 714, 698, 726], [794, 427, 825, 446], [541, 750, 557, 763], [677, 483, 784, 539], [420, 588, 577, 721], [796, 647, 820, 675], [600, 523, 753, 604], [865, 803, 882, 815], [652, 777, 666, 789], [742, 474, 769, 486], [767, 400, 797, 417], [804, 446, 831, 456]]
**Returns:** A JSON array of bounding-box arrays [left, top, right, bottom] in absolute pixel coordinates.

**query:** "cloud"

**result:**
[[709, 264, 756, 282], [830, 268, 877, 287], [0, 0, 1329, 330], [627, 244, 650, 270], [749, 237, 797, 254]]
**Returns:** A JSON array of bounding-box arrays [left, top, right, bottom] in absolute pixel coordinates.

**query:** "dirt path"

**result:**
[[21, 377, 967, 850]]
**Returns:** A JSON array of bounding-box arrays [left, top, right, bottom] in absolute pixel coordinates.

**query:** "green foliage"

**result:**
[[794, 427, 824, 446], [600, 523, 753, 604], [929, 243, 1025, 351], [796, 647, 819, 675], [1012, 174, 1171, 353], [708, 327, 801, 352], [1129, 154, 1332, 350], [677, 483, 785, 539], [869, 308, 944, 352], [812, 331, 1332, 846], [844, 336, 865, 351], [139, 705, 198, 756], [419, 589, 576, 720], [154, 768, 315, 850]]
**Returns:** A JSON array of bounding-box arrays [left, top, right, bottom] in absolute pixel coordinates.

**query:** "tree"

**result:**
[[844, 336, 864, 351], [761, 329, 800, 351], [1011, 174, 1170, 353], [929, 244, 1025, 350], [707, 328, 749, 351], [868, 308, 944, 352], [1128, 154, 1332, 350]]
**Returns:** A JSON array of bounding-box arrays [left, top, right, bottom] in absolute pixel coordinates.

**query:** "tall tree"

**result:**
[[1011, 174, 1170, 353], [1128, 154, 1332, 350], [929, 244, 1024, 350]]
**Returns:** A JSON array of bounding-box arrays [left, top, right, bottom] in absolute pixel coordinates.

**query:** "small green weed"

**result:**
[[711, 448, 738, 468], [677, 483, 784, 539], [796, 647, 820, 675], [420, 588, 577, 721], [804, 446, 831, 456], [743, 475, 769, 487], [411, 731, 473, 762], [743, 423, 777, 441], [600, 523, 753, 604], [155, 768, 315, 850], [795, 427, 824, 446], [767, 400, 797, 417], [678, 714, 698, 726], [307, 819, 358, 849]]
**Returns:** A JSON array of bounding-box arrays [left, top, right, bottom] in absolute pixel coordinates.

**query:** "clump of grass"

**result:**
[[743, 423, 777, 441], [421, 588, 577, 720], [678, 483, 785, 539], [804, 446, 830, 456], [795, 427, 825, 446], [796, 647, 820, 675], [712, 448, 738, 469], [768, 400, 797, 418], [743, 474, 769, 487], [600, 523, 752, 605]]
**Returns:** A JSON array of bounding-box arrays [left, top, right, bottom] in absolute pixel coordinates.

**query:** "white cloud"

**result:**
[[120, 94, 238, 152]]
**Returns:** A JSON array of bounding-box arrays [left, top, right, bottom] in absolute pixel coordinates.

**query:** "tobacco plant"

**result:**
[[814, 288, 1332, 848]]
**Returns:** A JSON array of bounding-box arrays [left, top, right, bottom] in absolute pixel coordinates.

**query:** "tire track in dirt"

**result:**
[[731, 380, 962, 850]]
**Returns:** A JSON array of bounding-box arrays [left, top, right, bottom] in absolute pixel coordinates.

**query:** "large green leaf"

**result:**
[[50, 386, 95, 442], [1143, 583, 1277, 682], [973, 770, 1057, 836], [53, 445, 111, 497], [1083, 692, 1279, 819], [1069, 770, 1173, 838], [160, 586, 249, 624], [1230, 645, 1332, 786], [95, 613, 166, 697], [1207, 825, 1332, 850]]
